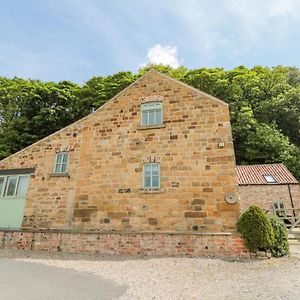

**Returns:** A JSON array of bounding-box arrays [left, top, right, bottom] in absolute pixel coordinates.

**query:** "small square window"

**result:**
[[264, 175, 277, 184], [143, 163, 160, 189], [141, 102, 163, 126], [54, 152, 69, 174]]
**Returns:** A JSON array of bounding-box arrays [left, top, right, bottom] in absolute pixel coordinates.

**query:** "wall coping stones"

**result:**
[[0, 229, 233, 236]]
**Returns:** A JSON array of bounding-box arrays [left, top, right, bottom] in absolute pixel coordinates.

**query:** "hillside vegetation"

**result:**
[[0, 64, 299, 179]]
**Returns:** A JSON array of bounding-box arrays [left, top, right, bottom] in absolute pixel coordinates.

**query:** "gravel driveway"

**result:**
[[1, 250, 300, 299]]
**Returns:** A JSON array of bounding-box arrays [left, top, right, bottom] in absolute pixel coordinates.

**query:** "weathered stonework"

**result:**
[[0, 70, 240, 233], [0, 230, 249, 258]]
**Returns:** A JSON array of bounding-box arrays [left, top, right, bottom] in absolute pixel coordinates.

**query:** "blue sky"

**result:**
[[1, 0, 300, 83]]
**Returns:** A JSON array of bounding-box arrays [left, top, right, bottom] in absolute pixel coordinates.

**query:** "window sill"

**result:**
[[137, 124, 166, 130], [49, 173, 69, 178], [139, 188, 164, 194]]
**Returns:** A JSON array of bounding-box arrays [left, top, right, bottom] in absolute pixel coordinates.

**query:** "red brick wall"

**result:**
[[239, 184, 300, 212], [0, 230, 249, 258]]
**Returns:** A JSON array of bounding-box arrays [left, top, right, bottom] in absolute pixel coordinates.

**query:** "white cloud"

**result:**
[[140, 44, 181, 68]]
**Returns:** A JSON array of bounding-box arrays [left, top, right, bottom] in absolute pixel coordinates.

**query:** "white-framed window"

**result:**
[[143, 163, 160, 189], [264, 174, 277, 184], [0, 177, 5, 196], [0, 175, 30, 198], [272, 201, 286, 217], [141, 102, 163, 126], [54, 152, 69, 173]]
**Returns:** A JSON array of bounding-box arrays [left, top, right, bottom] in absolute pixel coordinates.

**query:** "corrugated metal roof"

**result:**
[[236, 163, 299, 185]]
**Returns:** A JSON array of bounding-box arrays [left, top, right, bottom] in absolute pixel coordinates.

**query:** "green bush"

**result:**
[[237, 205, 275, 252], [268, 214, 289, 257]]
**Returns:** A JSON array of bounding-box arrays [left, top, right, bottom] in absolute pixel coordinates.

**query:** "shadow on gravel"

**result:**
[[0, 257, 127, 300]]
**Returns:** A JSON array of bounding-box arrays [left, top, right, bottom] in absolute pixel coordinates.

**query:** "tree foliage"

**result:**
[[237, 206, 275, 252], [0, 64, 299, 179], [267, 214, 289, 257]]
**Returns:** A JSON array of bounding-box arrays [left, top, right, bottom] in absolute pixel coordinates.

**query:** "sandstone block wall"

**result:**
[[0, 70, 239, 233], [239, 184, 300, 212]]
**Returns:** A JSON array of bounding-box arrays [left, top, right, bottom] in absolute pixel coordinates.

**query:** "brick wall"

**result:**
[[0, 230, 249, 258], [239, 184, 300, 212], [0, 70, 239, 233]]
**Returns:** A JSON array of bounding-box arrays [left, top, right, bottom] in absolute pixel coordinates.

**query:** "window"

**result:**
[[141, 102, 163, 126], [264, 174, 277, 184], [16, 176, 30, 197], [272, 202, 286, 218], [0, 177, 5, 195], [143, 163, 160, 189], [0, 175, 30, 198], [5, 176, 18, 196], [54, 152, 69, 173]]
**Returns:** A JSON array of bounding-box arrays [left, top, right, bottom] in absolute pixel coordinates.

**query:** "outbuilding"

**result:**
[[237, 163, 300, 213]]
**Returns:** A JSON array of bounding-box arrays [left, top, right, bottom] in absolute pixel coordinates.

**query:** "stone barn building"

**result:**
[[237, 164, 300, 213], [0, 70, 247, 256]]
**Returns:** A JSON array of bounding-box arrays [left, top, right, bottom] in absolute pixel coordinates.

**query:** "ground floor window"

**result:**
[[0, 175, 29, 198], [143, 163, 160, 189]]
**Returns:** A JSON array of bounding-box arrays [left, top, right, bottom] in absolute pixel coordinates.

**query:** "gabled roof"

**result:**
[[148, 69, 228, 107], [0, 69, 228, 164], [236, 163, 298, 185]]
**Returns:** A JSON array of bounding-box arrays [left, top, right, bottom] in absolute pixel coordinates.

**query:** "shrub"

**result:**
[[237, 205, 275, 252], [268, 213, 289, 257]]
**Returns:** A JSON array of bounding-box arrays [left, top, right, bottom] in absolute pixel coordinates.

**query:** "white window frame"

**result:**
[[54, 152, 69, 174], [0, 176, 6, 197], [264, 174, 277, 184], [272, 201, 286, 217], [143, 163, 160, 189], [141, 102, 163, 126], [0, 175, 30, 198]]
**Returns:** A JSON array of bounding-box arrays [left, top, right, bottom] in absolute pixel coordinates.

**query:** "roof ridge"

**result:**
[[149, 69, 229, 106]]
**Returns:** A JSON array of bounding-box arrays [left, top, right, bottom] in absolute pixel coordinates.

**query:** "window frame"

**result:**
[[0, 174, 30, 199], [54, 152, 69, 174], [143, 163, 160, 189], [264, 174, 277, 184], [272, 201, 286, 217], [0, 176, 6, 197], [140, 102, 163, 127]]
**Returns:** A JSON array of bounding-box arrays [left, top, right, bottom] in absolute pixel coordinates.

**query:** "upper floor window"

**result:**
[[143, 163, 160, 189], [54, 152, 69, 174], [141, 102, 163, 126], [264, 174, 277, 184]]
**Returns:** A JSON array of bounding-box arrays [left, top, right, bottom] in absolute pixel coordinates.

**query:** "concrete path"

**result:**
[[0, 258, 126, 300]]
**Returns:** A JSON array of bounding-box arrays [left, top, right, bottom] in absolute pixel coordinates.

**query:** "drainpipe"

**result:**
[[287, 184, 296, 218]]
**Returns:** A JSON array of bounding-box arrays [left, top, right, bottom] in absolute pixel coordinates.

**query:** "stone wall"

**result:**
[[0, 70, 239, 233], [239, 184, 300, 212], [0, 230, 249, 258]]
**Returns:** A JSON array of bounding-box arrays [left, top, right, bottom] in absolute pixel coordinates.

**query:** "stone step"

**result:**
[[289, 240, 300, 245], [288, 232, 300, 239], [288, 237, 300, 241]]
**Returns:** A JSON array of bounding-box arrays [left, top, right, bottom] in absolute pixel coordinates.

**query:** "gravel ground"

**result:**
[[1, 249, 300, 300]]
